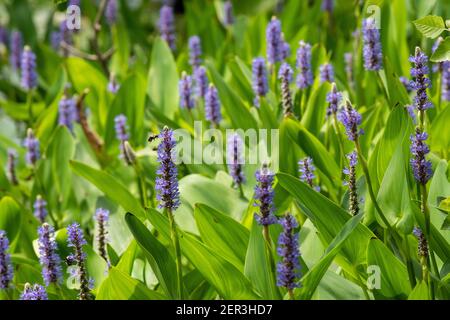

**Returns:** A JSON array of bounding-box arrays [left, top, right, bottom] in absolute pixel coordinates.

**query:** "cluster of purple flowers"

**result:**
[[298, 157, 319, 191], [188, 36, 202, 70], [409, 47, 432, 112], [105, 0, 118, 25], [337, 101, 363, 141], [410, 128, 432, 185], [326, 83, 342, 117], [343, 151, 359, 216], [252, 57, 269, 107], [0, 230, 13, 289], [319, 63, 334, 83], [442, 61, 450, 101], [159, 5, 176, 51], [362, 18, 383, 71], [254, 165, 277, 226], [266, 16, 283, 65], [6, 149, 18, 185], [296, 41, 313, 89], [58, 95, 78, 131], [23, 128, 40, 166], [205, 84, 222, 126], [194, 66, 208, 99], [33, 196, 48, 223], [9, 31, 22, 71], [20, 284, 48, 300], [227, 133, 246, 188], [278, 62, 294, 115], [276, 214, 301, 290], [20, 46, 37, 91], [179, 72, 195, 110], [38, 223, 62, 286], [95, 208, 110, 264]]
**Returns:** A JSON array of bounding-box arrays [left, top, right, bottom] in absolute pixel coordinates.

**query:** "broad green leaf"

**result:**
[[125, 213, 179, 299], [430, 37, 450, 62], [408, 281, 429, 300], [147, 38, 179, 118], [413, 15, 446, 39], [116, 240, 138, 275], [194, 204, 249, 271], [297, 213, 365, 300], [430, 105, 450, 152], [147, 209, 261, 299], [97, 267, 166, 300], [367, 239, 411, 299], [70, 161, 145, 219], [244, 219, 281, 300], [0, 196, 22, 245]]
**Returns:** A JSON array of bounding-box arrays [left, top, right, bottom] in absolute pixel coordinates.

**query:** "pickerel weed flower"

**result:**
[[223, 1, 234, 26], [326, 83, 342, 117], [6, 149, 18, 185], [413, 227, 428, 258], [188, 36, 202, 70], [67, 223, 93, 300], [399, 76, 413, 92], [23, 128, 40, 166], [362, 18, 383, 71], [10, 30, 22, 71], [344, 52, 354, 87], [159, 5, 176, 51], [343, 151, 359, 216], [0, 26, 8, 46], [205, 84, 221, 126], [50, 31, 61, 51], [266, 16, 283, 65], [338, 101, 363, 141], [33, 195, 48, 223], [321, 0, 334, 12], [276, 213, 301, 290], [410, 128, 432, 185], [252, 57, 269, 107], [0, 230, 13, 290], [227, 133, 246, 188], [278, 62, 294, 115], [281, 35, 291, 61], [108, 74, 120, 94], [21, 46, 37, 91], [319, 63, 334, 83], [296, 41, 313, 89], [299, 157, 319, 191], [194, 66, 208, 99], [95, 208, 110, 265], [441, 61, 450, 101], [114, 114, 130, 162], [254, 165, 277, 226], [156, 127, 180, 211], [409, 47, 432, 112], [38, 223, 62, 286], [58, 95, 77, 131], [179, 72, 195, 109], [105, 0, 118, 25], [431, 37, 443, 73], [21, 283, 48, 300]]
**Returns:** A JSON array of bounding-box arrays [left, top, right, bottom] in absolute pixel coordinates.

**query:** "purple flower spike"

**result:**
[[337, 101, 363, 141], [223, 1, 234, 26], [362, 18, 383, 71], [321, 0, 334, 12], [343, 151, 359, 216], [50, 31, 61, 51], [188, 36, 202, 70], [227, 133, 246, 188], [413, 227, 428, 258], [21, 46, 37, 91], [59, 20, 73, 56], [33, 195, 48, 223], [252, 57, 269, 107], [0, 230, 13, 289], [23, 128, 40, 166], [9, 31, 23, 71], [194, 66, 208, 99], [179, 72, 195, 110], [0, 26, 8, 47], [58, 95, 77, 131], [95, 208, 110, 264], [67, 223, 93, 300], [105, 0, 118, 25], [409, 47, 432, 111], [278, 62, 294, 115], [281, 36, 291, 61], [114, 114, 129, 142], [326, 83, 342, 117], [432, 37, 443, 73], [6, 148, 18, 186], [21, 284, 48, 300], [442, 61, 450, 101], [156, 127, 180, 211], [296, 41, 313, 89], [159, 5, 176, 51], [298, 157, 319, 191], [266, 16, 283, 65], [205, 84, 222, 126], [276, 213, 301, 290], [344, 52, 354, 87], [38, 223, 62, 286], [319, 63, 334, 83], [410, 128, 432, 185], [254, 165, 277, 226], [108, 74, 120, 94]]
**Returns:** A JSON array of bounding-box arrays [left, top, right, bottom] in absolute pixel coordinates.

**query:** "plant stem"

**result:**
[[262, 225, 278, 296], [404, 235, 417, 288], [168, 209, 183, 299], [420, 183, 436, 299], [26, 90, 34, 125], [288, 289, 295, 300]]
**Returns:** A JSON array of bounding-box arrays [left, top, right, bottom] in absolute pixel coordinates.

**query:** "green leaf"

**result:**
[[125, 213, 179, 299], [430, 37, 450, 62], [70, 161, 145, 219], [244, 219, 281, 300], [147, 209, 261, 299], [408, 281, 429, 300], [367, 239, 411, 299], [96, 267, 166, 300], [413, 15, 446, 39], [0, 196, 22, 245], [297, 213, 365, 300], [194, 204, 249, 270], [147, 38, 179, 118]]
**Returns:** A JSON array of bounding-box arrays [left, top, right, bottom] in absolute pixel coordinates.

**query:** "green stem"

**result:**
[[26, 90, 34, 126], [288, 289, 295, 300], [262, 225, 277, 294], [420, 184, 436, 299], [404, 235, 417, 289], [168, 209, 183, 299]]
